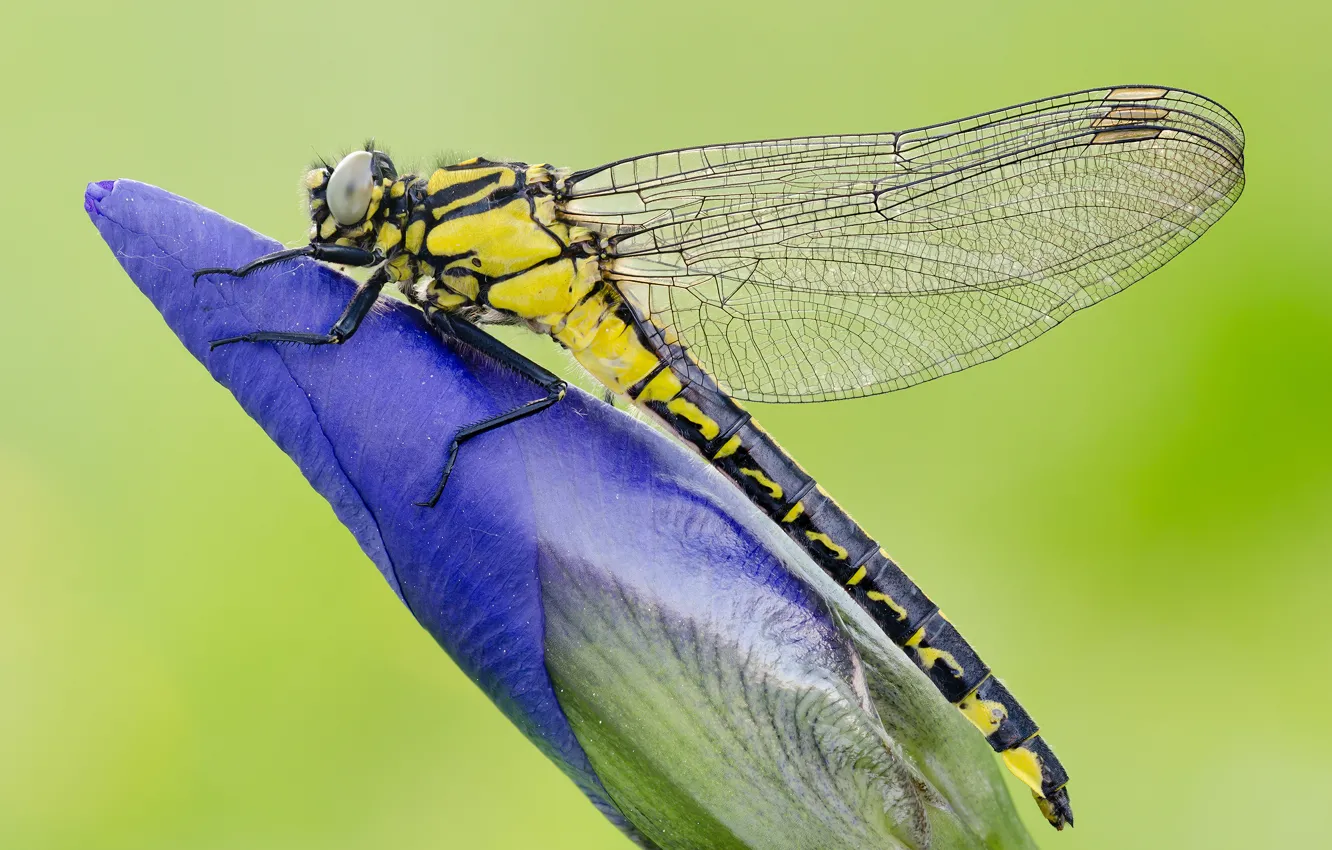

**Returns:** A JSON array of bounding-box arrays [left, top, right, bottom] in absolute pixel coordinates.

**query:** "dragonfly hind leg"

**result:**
[[415, 311, 567, 508]]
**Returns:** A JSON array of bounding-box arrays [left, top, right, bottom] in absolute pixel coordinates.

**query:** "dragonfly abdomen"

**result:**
[[624, 352, 1074, 828]]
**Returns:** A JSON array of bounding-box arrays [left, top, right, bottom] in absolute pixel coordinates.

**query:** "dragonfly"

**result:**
[[193, 85, 1246, 829]]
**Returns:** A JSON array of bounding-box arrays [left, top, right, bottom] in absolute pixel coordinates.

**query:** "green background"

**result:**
[[3, 0, 1328, 847]]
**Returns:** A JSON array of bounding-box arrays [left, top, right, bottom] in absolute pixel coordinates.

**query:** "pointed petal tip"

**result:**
[[85, 180, 116, 216]]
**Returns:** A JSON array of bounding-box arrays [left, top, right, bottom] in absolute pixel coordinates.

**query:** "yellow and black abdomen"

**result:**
[[617, 328, 1072, 827]]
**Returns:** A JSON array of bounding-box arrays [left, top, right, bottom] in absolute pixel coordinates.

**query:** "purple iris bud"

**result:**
[[86, 179, 1035, 850]]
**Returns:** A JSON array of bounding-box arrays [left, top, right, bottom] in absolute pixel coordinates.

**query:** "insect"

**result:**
[[194, 85, 1246, 829]]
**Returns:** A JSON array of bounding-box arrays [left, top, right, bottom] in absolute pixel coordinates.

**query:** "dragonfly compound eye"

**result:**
[[326, 150, 375, 225]]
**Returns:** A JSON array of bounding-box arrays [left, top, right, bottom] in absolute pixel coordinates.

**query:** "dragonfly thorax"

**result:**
[[364, 158, 602, 327], [305, 153, 607, 333]]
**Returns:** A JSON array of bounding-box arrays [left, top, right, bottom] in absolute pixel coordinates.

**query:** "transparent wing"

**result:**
[[560, 86, 1245, 403]]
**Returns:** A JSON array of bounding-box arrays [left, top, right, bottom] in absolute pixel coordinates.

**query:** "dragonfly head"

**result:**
[[304, 147, 399, 248]]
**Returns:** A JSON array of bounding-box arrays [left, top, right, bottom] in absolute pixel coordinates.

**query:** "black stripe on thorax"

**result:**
[[429, 183, 526, 224], [428, 170, 507, 209], [575, 277, 606, 308]]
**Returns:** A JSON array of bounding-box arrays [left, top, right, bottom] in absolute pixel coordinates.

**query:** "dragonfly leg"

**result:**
[[209, 268, 388, 350], [193, 244, 379, 283], [415, 312, 567, 508]]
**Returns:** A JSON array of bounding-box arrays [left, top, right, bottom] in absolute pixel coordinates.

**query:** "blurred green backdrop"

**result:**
[[3, 0, 1329, 847]]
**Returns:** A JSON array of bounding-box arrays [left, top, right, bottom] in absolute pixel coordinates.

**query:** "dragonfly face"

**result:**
[[304, 148, 403, 253]]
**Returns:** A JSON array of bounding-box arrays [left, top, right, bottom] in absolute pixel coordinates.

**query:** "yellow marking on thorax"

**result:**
[[1001, 748, 1045, 795], [429, 274, 479, 303], [404, 220, 426, 254], [846, 565, 867, 586], [424, 285, 470, 310], [805, 531, 849, 560], [376, 222, 402, 253], [426, 198, 562, 277], [533, 194, 572, 242], [905, 628, 964, 676], [957, 687, 1008, 735], [739, 468, 784, 500], [426, 165, 517, 218], [488, 258, 598, 324], [865, 591, 908, 621], [782, 502, 804, 523], [385, 253, 414, 282]]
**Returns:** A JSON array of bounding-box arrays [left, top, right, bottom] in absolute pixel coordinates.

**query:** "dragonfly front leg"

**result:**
[[209, 268, 388, 350], [416, 311, 567, 508], [193, 244, 380, 282]]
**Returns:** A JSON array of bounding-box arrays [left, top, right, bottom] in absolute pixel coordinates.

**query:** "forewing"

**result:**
[[560, 86, 1245, 403]]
